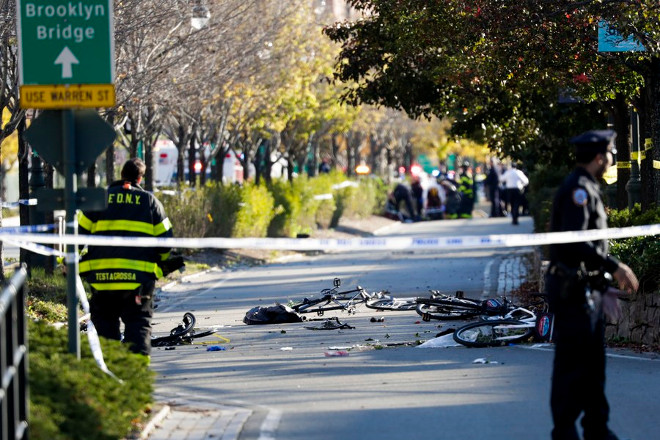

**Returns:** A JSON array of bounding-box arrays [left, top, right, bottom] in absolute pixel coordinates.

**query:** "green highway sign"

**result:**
[[17, 0, 115, 108]]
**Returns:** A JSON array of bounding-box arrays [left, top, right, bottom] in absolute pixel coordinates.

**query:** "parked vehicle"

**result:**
[[153, 139, 178, 186]]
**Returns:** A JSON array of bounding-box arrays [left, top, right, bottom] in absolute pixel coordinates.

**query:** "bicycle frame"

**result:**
[[292, 284, 371, 315], [482, 306, 536, 322]]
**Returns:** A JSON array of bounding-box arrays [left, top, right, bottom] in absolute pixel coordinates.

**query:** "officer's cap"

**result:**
[[570, 129, 617, 155]]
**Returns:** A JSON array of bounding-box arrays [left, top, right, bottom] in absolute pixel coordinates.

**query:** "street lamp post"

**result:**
[[28, 152, 47, 270], [626, 110, 642, 208]]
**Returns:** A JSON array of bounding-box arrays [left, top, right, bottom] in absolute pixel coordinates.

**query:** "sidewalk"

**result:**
[[140, 398, 252, 440]]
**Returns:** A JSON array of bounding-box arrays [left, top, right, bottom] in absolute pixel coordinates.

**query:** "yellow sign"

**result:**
[[20, 84, 115, 109]]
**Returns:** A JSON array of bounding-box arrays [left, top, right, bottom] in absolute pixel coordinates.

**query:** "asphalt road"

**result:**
[[148, 217, 660, 440]]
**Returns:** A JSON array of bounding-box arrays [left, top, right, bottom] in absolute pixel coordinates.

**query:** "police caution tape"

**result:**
[[1, 224, 658, 252]]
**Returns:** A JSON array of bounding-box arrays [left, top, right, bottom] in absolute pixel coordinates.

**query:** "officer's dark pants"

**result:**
[[489, 186, 502, 217], [458, 196, 474, 217], [90, 281, 155, 356], [547, 275, 610, 440], [506, 188, 522, 224]]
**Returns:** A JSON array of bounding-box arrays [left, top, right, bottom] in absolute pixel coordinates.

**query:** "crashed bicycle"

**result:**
[[452, 293, 554, 347], [151, 312, 216, 347], [288, 278, 372, 316]]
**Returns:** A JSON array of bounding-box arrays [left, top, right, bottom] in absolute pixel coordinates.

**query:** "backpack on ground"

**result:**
[[243, 304, 304, 325]]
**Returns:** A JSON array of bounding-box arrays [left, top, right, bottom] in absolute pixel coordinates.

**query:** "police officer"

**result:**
[[78, 158, 174, 356], [546, 130, 638, 440]]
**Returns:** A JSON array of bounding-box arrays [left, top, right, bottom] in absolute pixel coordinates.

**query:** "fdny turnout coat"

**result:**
[[78, 180, 173, 292]]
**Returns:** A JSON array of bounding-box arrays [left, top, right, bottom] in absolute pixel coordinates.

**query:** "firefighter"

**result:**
[[457, 161, 475, 218], [78, 158, 174, 356]]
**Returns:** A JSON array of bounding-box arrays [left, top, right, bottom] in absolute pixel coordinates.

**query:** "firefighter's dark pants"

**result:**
[[90, 281, 155, 356]]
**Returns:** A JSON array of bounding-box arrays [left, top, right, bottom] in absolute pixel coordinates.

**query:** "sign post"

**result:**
[[16, 0, 117, 357]]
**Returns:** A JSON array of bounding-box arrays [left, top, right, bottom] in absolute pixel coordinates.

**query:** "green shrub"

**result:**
[[608, 204, 660, 293], [343, 177, 387, 218], [309, 173, 339, 229], [29, 321, 154, 440], [292, 176, 325, 234], [156, 174, 386, 238], [206, 183, 242, 237], [267, 180, 301, 237], [159, 185, 211, 239], [232, 183, 275, 237], [315, 197, 337, 229]]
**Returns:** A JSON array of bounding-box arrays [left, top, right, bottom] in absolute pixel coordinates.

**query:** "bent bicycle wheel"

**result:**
[[453, 319, 533, 347], [151, 312, 197, 346], [415, 302, 481, 320]]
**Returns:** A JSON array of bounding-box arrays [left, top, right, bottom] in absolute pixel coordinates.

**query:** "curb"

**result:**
[[138, 404, 171, 439]]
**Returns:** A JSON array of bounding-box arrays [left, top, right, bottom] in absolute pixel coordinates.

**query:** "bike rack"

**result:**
[[0, 264, 29, 440]]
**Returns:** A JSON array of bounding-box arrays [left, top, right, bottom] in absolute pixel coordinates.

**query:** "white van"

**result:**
[[222, 150, 244, 184], [153, 139, 178, 186]]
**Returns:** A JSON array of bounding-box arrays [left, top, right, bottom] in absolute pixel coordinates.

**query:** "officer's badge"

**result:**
[[572, 188, 588, 206]]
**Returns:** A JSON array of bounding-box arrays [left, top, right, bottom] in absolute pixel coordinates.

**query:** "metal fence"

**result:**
[[0, 265, 28, 440]]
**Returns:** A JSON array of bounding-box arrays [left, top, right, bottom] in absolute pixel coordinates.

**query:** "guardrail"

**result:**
[[0, 264, 28, 440]]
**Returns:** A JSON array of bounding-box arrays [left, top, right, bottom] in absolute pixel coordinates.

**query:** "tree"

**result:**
[[324, 1, 660, 205], [0, 0, 26, 279]]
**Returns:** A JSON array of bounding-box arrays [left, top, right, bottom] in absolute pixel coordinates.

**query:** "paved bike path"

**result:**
[[142, 214, 537, 440]]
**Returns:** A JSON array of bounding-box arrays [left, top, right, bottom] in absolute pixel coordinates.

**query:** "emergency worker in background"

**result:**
[[389, 181, 417, 221], [485, 157, 503, 217], [440, 178, 460, 219], [78, 158, 174, 356], [499, 162, 529, 225], [546, 130, 638, 440], [457, 161, 475, 218], [410, 176, 424, 218]]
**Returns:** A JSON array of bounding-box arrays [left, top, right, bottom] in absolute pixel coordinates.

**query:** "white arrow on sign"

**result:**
[[54, 47, 80, 79]]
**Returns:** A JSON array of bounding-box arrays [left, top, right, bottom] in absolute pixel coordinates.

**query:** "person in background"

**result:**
[[545, 129, 638, 440], [485, 158, 504, 217], [318, 157, 331, 174], [457, 161, 475, 218], [440, 178, 461, 219], [78, 158, 175, 357], [425, 178, 446, 220], [499, 162, 529, 225], [386, 181, 417, 222], [410, 176, 424, 219]]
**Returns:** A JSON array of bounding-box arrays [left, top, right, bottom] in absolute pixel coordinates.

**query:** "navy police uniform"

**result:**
[[546, 130, 620, 440], [78, 178, 173, 356]]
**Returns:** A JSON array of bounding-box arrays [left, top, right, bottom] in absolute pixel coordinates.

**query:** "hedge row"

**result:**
[[29, 321, 154, 440], [160, 172, 387, 240], [608, 205, 660, 294]]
